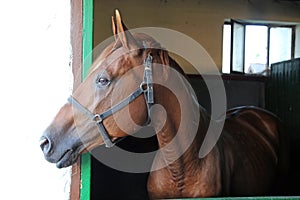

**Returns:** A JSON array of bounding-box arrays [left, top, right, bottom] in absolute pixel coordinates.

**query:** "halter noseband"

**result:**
[[68, 54, 154, 148]]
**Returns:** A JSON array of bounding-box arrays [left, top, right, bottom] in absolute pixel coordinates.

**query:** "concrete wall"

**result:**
[[93, 0, 300, 73]]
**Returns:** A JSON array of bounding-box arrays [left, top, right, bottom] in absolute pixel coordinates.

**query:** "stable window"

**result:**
[[222, 20, 295, 75]]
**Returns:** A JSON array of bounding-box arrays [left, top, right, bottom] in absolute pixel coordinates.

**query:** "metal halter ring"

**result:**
[[139, 82, 149, 92], [93, 114, 103, 123]]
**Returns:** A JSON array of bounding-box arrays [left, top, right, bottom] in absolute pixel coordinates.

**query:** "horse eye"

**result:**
[[96, 76, 110, 87]]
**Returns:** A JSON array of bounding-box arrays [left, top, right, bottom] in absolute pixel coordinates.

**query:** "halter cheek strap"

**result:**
[[68, 54, 154, 148]]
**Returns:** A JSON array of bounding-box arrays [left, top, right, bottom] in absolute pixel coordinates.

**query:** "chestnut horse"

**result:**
[[40, 10, 287, 198]]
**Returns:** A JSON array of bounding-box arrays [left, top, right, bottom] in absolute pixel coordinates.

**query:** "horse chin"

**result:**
[[56, 146, 83, 168], [54, 138, 104, 168]]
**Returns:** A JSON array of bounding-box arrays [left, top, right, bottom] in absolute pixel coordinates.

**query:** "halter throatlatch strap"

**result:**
[[68, 54, 154, 148]]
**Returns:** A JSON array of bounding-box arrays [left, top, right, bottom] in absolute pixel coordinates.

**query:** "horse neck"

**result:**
[[152, 77, 210, 169]]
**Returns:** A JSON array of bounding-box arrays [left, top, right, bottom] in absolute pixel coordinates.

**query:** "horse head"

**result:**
[[40, 10, 174, 168]]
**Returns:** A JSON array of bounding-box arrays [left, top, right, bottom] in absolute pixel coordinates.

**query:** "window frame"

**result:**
[[230, 19, 246, 74], [224, 19, 296, 74]]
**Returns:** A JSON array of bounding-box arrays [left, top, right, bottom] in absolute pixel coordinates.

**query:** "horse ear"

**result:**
[[111, 16, 117, 41], [114, 9, 140, 50]]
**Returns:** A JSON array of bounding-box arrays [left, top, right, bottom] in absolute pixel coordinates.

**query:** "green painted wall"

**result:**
[[93, 0, 300, 73]]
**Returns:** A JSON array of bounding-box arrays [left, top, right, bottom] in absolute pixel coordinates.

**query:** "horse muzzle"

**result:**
[[40, 130, 83, 168]]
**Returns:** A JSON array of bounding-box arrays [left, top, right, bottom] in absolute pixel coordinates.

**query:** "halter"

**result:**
[[68, 54, 154, 148]]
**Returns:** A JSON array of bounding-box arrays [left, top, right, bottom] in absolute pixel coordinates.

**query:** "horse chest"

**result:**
[[147, 168, 185, 199], [147, 151, 223, 198]]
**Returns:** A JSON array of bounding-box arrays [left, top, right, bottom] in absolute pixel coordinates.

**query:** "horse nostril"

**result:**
[[40, 138, 48, 148], [39, 136, 52, 155]]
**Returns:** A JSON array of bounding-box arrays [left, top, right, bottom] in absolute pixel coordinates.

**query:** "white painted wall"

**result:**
[[0, 0, 71, 199]]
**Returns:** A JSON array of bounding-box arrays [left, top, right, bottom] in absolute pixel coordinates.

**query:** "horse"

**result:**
[[40, 10, 288, 199]]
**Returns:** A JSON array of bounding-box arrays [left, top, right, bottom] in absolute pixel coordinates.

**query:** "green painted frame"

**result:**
[[80, 0, 93, 199]]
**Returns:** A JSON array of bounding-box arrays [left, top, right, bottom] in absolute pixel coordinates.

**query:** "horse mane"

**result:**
[[132, 33, 186, 75]]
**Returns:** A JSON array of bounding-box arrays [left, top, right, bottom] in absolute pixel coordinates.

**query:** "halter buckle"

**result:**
[[144, 54, 153, 69], [143, 55, 154, 104], [139, 82, 148, 92]]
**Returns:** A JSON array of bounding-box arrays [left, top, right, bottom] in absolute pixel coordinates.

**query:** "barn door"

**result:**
[[266, 58, 300, 195], [70, 0, 93, 199]]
